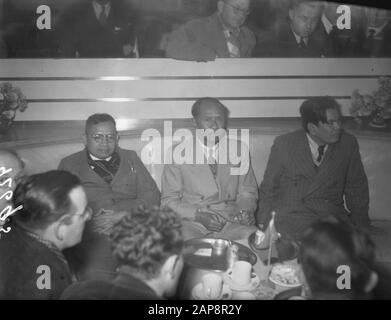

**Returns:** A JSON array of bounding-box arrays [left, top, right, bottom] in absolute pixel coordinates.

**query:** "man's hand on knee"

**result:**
[[195, 210, 226, 232]]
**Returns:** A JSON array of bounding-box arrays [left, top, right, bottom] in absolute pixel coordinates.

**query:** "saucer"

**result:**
[[223, 269, 260, 291], [192, 283, 232, 300]]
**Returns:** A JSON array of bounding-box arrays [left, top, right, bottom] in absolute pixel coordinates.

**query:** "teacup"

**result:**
[[231, 261, 252, 286], [202, 273, 223, 299]]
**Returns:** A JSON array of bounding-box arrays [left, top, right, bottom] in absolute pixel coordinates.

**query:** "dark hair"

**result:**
[[299, 97, 341, 132], [299, 218, 376, 299], [191, 97, 230, 119], [110, 206, 183, 280], [85, 113, 117, 134], [13, 170, 82, 230]]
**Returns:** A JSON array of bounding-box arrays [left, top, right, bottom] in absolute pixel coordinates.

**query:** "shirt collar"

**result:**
[[306, 133, 328, 155], [92, 0, 111, 17], [89, 152, 112, 161], [367, 21, 388, 38], [291, 29, 307, 45], [197, 137, 219, 161], [322, 14, 334, 34]]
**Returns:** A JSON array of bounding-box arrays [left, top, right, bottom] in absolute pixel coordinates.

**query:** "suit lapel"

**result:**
[[292, 131, 317, 180], [306, 142, 342, 196], [210, 14, 230, 57]]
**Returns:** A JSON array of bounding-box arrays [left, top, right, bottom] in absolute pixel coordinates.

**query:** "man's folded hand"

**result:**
[[195, 210, 226, 232]]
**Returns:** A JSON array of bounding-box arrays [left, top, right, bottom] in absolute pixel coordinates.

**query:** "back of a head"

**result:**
[[13, 170, 81, 231], [191, 97, 229, 119], [110, 206, 183, 280], [299, 218, 376, 299], [299, 96, 341, 132]]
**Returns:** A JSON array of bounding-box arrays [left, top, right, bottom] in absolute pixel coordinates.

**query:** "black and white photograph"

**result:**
[[0, 0, 391, 306]]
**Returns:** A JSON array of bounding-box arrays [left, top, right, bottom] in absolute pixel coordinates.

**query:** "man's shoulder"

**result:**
[[118, 148, 138, 159], [60, 150, 86, 166], [183, 14, 219, 32], [61, 279, 113, 300]]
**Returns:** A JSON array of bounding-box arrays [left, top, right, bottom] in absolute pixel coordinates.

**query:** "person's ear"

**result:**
[[364, 271, 378, 293], [307, 123, 318, 135], [55, 221, 65, 242]]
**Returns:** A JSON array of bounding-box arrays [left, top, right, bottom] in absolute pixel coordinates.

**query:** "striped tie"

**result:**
[[227, 30, 240, 58]]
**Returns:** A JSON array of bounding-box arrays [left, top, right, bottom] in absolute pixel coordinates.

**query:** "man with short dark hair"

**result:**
[[254, 0, 333, 57], [165, 0, 255, 61], [257, 97, 370, 241], [59, 113, 160, 216], [162, 97, 258, 240], [61, 206, 184, 300], [0, 170, 91, 299]]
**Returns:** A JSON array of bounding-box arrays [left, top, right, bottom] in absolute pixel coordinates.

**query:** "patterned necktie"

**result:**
[[227, 29, 241, 58], [317, 145, 326, 163], [88, 151, 120, 184]]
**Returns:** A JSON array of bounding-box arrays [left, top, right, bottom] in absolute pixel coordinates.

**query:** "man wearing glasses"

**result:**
[[257, 97, 370, 241], [59, 113, 160, 217], [165, 0, 255, 61]]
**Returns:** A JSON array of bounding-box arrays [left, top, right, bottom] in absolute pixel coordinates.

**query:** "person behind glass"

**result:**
[[61, 206, 184, 300], [165, 0, 255, 61], [257, 97, 370, 241], [355, 7, 391, 57], [298, 217, 379, 300], [161, 97, 258, 240], [0, 170, 91, 299], [253, 0, 333, 57], [59, 0, 138, 58], [313, 1, 364, 57], [0, 149, 25, 234]]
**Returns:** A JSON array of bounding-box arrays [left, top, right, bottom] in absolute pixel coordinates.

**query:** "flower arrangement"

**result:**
[[0, 83, 28, 134], [350, 77, 391, 128]]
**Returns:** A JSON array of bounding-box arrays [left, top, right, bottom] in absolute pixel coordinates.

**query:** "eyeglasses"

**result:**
[[324, 119, 342, 127], [224, 1, 251, 16], [89, 133, 118, 144]]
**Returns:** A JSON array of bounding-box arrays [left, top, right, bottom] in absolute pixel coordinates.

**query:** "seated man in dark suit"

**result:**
[[59, 0, 138, 58], [0, 170, 91, 299], [61, 206, 184, 300], [253, 0, 332, 57], [165, 0, 255, 61], [257, 97, 370, 241], [59, 113, 160, 217], [58, 113, 160, 281]]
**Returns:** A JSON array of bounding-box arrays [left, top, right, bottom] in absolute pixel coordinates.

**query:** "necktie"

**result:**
[[208, 156, 218, 179], [299, 37, 307, 49], [88, 151, 120, 184], [227, 30, 241, 58], [98, 5, 107, 25], [317, 145, 326, 163]]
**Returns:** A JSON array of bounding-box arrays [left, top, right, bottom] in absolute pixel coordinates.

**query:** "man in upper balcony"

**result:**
[[161, 97, 258, 240], [253, 0, 333, 57], [165, 0, 255, 61], [58, 113, 160, 218], [257, 97, 370, 241], [59, 0, 138, 58]]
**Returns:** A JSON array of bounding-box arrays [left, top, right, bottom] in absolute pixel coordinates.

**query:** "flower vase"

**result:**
[[369, 107, 387, 128]]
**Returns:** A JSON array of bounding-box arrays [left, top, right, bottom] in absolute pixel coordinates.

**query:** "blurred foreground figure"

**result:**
[[61, 206, 184, 300], [0, 170, 91, 299]]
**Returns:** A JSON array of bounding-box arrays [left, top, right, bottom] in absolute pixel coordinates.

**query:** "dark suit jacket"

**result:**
[[0, 223, 72, 299], [165, 13, 255, 61], [257, 130, 369, 240], [59, 0, 136, 58], [58, 148, 160, 214], [60, 269, 161, 300], [253, 18, 333, 57]]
